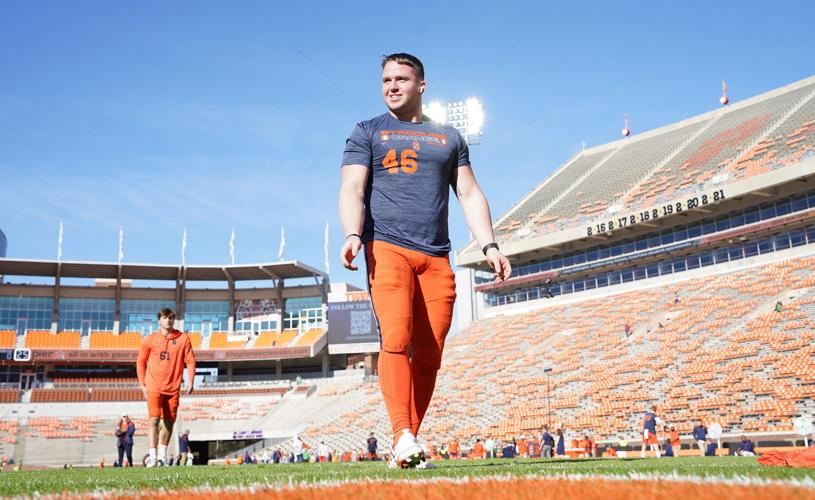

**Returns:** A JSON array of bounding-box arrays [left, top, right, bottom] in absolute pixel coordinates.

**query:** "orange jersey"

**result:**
[[449, 441, 460, 454], [137, 329, 195, 395], [518, 440, 528, 454], [669, 430, 680, 447], [472, 442, 484, 458]]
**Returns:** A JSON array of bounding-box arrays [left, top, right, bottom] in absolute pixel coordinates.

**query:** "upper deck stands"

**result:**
[[493, 150, 612, 238], [473, 77, 815, 252]]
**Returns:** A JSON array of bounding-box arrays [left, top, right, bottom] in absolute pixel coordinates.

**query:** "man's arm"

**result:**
[[184, 338, 196, 395], [136, 338, 150, 399], [451, 166, 511, 282], [338, 165, 370, 271]]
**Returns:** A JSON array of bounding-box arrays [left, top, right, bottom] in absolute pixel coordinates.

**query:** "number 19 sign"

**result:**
[[587, 189, 726, 237]]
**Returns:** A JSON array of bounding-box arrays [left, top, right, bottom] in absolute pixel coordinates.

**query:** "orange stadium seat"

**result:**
[[297, 254, 815, 448], [296, 328, 326, 346], [0, 330, 15, 349], [208, 332, 247, 349], [89, 331, 142, 349], [25, 331, 81, 349]]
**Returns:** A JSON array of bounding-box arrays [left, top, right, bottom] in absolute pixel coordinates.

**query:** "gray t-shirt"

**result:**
[[341, 113, 469, 256]]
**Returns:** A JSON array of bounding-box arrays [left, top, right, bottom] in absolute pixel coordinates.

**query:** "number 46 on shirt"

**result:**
[[382, 148, 418, 174]]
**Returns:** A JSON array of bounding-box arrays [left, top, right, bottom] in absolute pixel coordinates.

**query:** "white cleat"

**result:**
[[145, 457, 157, 468], [392, 430, 424, 469]]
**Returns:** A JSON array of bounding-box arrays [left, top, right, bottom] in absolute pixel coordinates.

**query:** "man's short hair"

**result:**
[[381, 53, 424, 80], [157, 308, 176, 320]]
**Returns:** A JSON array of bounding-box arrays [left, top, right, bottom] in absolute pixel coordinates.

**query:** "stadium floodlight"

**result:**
[[422, 97, 484, 145], [423, 101, 447, 124]]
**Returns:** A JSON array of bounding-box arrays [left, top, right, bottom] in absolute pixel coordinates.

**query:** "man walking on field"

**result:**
[[137, 308, 196, 467], [339, 52, 511, 469]]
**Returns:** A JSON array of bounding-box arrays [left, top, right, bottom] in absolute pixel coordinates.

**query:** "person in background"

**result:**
[[640, 405, 662, 458], [292, 435, 304, 462], [471, 438, 485, 459], [517, 434, 528, 457], [115, 414, 135, 467], [502, 439, 516, 458], [318, 441, 329, 463], [178, 429, 191, 467], [448, 438, 460, 460], [484, 437, 496, 459], [693, 420, 708, 457], [580, 434, 593, 458], [556, 429, 566, 457], [540, 426, 555, 458], [668, 426, 681, 455], [662, 438, 675, 457], [737, 435, 756, 456], [367, 432, 378, 460]]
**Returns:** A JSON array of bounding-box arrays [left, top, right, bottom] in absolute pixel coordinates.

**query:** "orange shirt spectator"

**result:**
[[517, 438, 528, 457], [669, 428, 681, 450], [472, 440, 485, 459], [580, 438, 593, 457], [449, 439, 460, 459], [605, 446, 617, 458]]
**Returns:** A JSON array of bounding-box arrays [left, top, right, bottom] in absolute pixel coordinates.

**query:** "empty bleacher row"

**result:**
[[29, 385, 290, 403], [293, 254, 815, 454], [0, 330, 14, 349], [14, 329, 324, 350], [484, 77, 815, 248]]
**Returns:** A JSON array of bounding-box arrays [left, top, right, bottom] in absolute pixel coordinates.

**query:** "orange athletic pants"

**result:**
[[365, 240, 457, 438]]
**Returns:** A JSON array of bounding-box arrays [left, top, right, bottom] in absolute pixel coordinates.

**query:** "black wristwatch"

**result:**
[[482, 242, 499, 256]]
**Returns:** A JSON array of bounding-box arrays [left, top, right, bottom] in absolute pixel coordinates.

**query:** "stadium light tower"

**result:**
[[422, 97, 484, 145]]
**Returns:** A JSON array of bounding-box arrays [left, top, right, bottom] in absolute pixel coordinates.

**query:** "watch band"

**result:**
[[482, 242, 499, 255]]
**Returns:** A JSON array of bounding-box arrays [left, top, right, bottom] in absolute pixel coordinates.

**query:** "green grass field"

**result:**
[[1, 457, 814, 497]]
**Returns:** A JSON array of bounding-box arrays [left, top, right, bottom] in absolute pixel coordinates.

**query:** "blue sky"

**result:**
[[1, 0, 814, 292]]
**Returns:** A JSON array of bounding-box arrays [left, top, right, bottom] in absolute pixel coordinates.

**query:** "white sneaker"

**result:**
[[387, 456, 399, 469], [157, 458, 166, 467], [392, 430, 424, 469], [145, 457, 157, 468]]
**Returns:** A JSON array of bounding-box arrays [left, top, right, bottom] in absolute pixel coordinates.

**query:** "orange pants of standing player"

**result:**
[[365, 240, 457, 439]]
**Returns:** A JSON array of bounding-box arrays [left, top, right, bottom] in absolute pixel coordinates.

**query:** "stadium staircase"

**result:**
[[79, 334, 91, 350], [243, 334, 260, 349], [200, 333, 212, 350], [533, 143, 625, 220], [11, 423, 25, 465]]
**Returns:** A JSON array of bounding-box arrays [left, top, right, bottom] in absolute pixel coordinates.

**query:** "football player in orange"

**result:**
[[339, 53, 510, 470], [137, 308, 195, 467]]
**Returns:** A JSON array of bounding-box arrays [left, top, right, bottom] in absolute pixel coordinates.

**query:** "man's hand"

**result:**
[[139, 385, 148, 400], [186, 384, 194, 395], [486, 248, 511, 282], [340, 235, 363, 271]]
